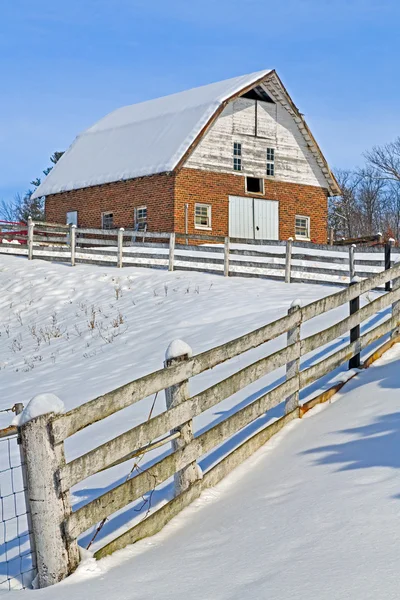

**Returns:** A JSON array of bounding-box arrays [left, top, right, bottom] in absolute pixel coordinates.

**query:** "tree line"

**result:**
[[329, 137, 400, 241], [0, 152, 63, 223]]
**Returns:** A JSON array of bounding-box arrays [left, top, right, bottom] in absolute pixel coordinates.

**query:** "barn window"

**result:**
[[233, 142, 242, 171], [246, 177, 264, 194], [135, 206, 147, 224], [102, 212, 114, 229], [295, 215, 310, 239], [266, 148, 275, 176], [195, 204, 212, 229]]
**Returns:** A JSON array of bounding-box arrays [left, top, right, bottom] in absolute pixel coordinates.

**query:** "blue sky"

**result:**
[[1, 0, 400, 201]]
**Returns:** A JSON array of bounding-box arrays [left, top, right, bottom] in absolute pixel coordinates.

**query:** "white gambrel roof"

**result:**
[[32, 70, 272, 199], [33, 69, 340, 198]]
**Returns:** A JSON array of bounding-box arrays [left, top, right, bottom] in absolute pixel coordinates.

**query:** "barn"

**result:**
[[33, 69, 340, 243]]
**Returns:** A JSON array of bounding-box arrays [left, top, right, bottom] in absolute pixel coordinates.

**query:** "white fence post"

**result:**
[[285, 301, 301, 414], [285, 237, 293, 284], [27, 217, 34, 260], [20, 409, 80, 588], [169, 233, 175, 272], [70, 224, 76, 267], [164, 341, 198, 495], [224, 236, 230, 277], [349, 244, 356, 280], [117, 227, 124, 268]]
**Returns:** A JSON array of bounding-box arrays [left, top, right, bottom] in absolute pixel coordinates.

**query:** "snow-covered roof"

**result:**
[[32, 70, 272, 199]]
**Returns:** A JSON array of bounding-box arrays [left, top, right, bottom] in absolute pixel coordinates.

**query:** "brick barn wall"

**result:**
[[45, 173, 175, 231], [174, 168, 329, 243]]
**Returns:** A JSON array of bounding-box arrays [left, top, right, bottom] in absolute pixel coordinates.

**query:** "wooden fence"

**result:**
[[18, 258, 400, 588], [0, 219, 398, 286]]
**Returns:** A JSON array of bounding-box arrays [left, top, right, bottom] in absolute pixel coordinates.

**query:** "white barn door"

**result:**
[[229, 196, 278, 240], [229, 196, 254, 239], [254, 198, 278, 240]]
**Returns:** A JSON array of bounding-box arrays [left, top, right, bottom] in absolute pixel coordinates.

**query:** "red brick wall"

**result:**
[[45, 168, 328, 243], [45, 173, 175, 231], [175, 168, 329, 243]]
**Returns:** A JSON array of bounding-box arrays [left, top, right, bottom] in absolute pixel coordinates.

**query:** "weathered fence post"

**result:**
[[19, 409, 79, 588], [348, 244, 356, 280], [392, 255, 400, 339], [285, 237, 293, 284], [117, 227, 124, 268], [169, 232, 175, 272], [224, 236, 230, 277], [15, 403, 37, 571], [70, 224, 76, 267], [27, 217, 34, 260], [329, 227, 334, 246], [285, 301, 301, 414], [349, 278, 361, 369], [164, 341, 198, 494], [384, 239, 394, 292]]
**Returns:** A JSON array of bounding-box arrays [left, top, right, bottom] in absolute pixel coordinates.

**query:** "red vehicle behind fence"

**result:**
[[0, 220, 28, 245]]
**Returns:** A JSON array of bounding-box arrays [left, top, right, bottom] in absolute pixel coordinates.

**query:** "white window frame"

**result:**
[[195, 203, 212, 230], [101, 211, 114, 230], [245, 176, 264, 195], [66, 210, 78, 226], [233, 142, 242, 172], [266, 147, 275, 177], [135, 205, 147, 225], [295, 215, 310, 240]]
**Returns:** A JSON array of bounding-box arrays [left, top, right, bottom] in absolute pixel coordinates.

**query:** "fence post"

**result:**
[[27, 217, 34, 260], [285, 301, 301, 414], [169, 232, 175, 272], [392, 252, 400, 339], [15, 403, 37, 572], [384, 239, 394, 292], [329, 227, 334, 246], [70, 225, 76, 267], [285, 237, 293, 284], [164, 341, 198, 495], [224, 236, 230, 277], [117, 227, 124, 268], [349, 278, 361, 369], [348, 244, 356, 280], [19, 409, 80, 588]]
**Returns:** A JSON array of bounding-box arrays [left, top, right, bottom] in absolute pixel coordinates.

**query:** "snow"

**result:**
[[11, 393, 64, 426], [165, 339, 193, 361], [4, 345, 400, 599], [31, 70, 271, 198], [0, 253, 396, 596], [290, 298, 302, 309]]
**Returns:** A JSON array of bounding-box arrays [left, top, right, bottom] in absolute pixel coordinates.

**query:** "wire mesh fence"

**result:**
[[0, 419, 36, 591]]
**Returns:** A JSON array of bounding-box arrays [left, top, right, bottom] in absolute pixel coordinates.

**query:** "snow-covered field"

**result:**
[[0, 254, 396, 597]]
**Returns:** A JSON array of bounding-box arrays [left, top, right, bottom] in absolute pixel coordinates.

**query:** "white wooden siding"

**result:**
[[185, 91, 329, 189]]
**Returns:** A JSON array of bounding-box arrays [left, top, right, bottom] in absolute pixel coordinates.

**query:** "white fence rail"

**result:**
[[14, 259, 400, 588], [0, 220, 398, 287]]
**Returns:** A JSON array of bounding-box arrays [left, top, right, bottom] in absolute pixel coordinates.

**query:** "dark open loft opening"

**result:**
[[241, 86, 274, 103]]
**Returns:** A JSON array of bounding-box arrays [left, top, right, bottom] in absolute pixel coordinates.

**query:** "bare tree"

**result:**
[[365, 137, 400, 183]]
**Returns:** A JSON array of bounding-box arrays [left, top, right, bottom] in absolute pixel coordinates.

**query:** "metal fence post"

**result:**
[[117, 227, 124, 268], [285, 301, 301, 414], [349, 279, 361, 369], [169, 233, 175, 272], [19, 409, 79, 588], [224, 236, 230, 277], [349, 244, 356, 280], [70, 225, 76, 267], [384, 239, 394, 292], [164, 342, 198, 495], [27, 217, 34, 260], [285, 237, 293, 284]]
